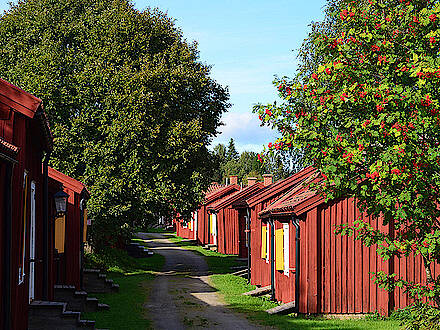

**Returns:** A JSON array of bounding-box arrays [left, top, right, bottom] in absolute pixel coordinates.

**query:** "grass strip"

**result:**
[[83, 246, 164, 329], [210, 272, 401, 329]]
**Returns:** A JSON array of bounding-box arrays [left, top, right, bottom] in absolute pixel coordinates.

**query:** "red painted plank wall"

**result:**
[[0, 161, 5, 329], [217, 207, 239, 255], [175, 220, 195, 240], [237, 209, 248, 258]]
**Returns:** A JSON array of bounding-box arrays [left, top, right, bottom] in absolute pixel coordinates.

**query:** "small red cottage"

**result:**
[[0, 78, 54, 329], [48, 167, 90, 290], [245, 167, 317, 289], [196, 178, 240, 246], [258, 169, 440, 315], [208, 179, 264, 256], [175, 211, 198, 240]]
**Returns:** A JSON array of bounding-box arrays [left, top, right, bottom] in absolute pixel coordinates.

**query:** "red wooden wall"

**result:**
[[237, 209, 248, 258], [217, 206, 239, 255], [175, 220, 195, 240]]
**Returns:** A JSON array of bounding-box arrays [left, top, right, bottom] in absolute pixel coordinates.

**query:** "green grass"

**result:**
[[167, 234, 244, 274], [82, 247, 165, 329], [210, 274, 401, 330]]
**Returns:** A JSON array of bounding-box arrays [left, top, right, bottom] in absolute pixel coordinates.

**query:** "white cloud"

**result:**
[[210, 112, 279, 153]]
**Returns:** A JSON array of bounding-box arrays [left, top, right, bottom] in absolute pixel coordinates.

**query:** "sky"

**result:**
[[0, 0, 327, 153]]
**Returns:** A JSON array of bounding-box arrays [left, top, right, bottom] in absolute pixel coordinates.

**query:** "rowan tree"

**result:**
[[255, 0, 440, 307]]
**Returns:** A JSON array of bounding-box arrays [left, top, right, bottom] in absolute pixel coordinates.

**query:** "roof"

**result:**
[[208, 182, 264, 212], [245, 166, 318, 208], [48, 167, 90, 197], [0, 78, 53, 151], [0, 136, 19, 157], [258, 181, 323, 218], [204, 184, 240, 205]]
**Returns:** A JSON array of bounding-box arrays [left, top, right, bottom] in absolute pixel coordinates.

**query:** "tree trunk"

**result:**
[[423, 256, 440, 307]]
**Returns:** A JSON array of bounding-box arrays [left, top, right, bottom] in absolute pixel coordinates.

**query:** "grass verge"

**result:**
[[210, 274, 401, 330], [82, 246, 164, 329]]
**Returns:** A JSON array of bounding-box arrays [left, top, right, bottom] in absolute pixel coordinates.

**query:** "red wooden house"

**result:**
[[48, 167, 90, 290], [175, 211, 197, 240], [208, 179, 264, 256], [0, 78, 55, 329], [245, 167, 317, 289], [196, 178, 240, 246], [256, 169, 440, 315]]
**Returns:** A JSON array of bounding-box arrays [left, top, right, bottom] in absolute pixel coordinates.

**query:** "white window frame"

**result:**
[[265, 223, 270, 263], [283, 223, 289, 276]]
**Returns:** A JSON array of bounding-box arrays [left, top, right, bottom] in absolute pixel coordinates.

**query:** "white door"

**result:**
[[29, 181, 36, 302], [212, 214, 217, 245], [194, 212, 198, 240]]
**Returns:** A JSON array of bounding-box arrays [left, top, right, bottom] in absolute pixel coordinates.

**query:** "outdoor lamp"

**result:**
[[54, 190, 69, 215]]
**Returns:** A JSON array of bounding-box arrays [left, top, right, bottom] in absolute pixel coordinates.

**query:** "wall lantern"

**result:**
[[54, 190, 69, 215]]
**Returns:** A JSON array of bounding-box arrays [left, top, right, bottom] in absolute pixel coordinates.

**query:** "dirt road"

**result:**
[[138, 232, 267, 330]]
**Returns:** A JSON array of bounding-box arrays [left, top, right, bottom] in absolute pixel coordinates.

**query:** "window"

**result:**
[[261, 224, 267, 259]]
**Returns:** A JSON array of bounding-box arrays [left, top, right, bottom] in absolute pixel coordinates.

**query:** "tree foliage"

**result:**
[[255, 0, 440, 306], [0, 0, 229, 249]]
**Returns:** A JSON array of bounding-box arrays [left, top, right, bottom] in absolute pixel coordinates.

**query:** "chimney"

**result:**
[[247, 177, 257, 186], [229, 175, 238, 185], [263, 174, 273, 186]]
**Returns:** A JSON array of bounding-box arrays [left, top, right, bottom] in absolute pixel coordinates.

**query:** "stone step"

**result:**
[[83, 269, 119, 294], [28, 300, 95, 329], [266, 301, 296, 315], [242, 285, 271, 296]]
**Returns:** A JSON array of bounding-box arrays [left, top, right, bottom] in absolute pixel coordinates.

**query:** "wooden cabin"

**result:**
[[208, 180, 264, 256], [245, 167, 317, 288], [48, 167, 90, 290], [0, 78, 54, 329], [258, 169, 440, 315], [175, 211, 197, 240], [196, 180, 239, 246]]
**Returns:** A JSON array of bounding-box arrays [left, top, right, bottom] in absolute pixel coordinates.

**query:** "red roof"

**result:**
[[48, 167, 89, 196], [0, 78, 42, 118], [0, 78, 53, 150], [204, 184, 240, 205], [246, 166, 318, 208], [259, 182, 322, 218], [0, 136, 19, 157], [208, 182, 264, 212]]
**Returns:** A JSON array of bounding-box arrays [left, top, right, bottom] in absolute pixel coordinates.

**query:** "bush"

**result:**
[[391, 302, 440, 330]]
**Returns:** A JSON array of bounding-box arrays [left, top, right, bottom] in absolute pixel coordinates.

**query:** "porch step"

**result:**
[[232, 269, 248, 278], [126, 242, 154, 258], [28, 300, 95, 329], [266, 300, 296, 315], [83, 269, 119, 294], [242, 285, 271, 297], [54, 285, 109, 313]]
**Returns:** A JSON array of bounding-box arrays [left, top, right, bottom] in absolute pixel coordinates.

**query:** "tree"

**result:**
[[226, 138, 239, 161], [0, 0, 229, 249], [255, 0, 440, 307]]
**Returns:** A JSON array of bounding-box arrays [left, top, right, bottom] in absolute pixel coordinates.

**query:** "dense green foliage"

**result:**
[[0, 0, 229, 249], [255, 0, 440, 310]]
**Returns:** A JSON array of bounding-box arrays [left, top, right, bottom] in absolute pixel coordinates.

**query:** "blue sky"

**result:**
[[0, 0, 327, 153]]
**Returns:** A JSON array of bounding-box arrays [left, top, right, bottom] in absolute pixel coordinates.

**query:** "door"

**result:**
[[193, 212, 198, 240], [212, 214, 217, 245], [29, 181, 36, 302]]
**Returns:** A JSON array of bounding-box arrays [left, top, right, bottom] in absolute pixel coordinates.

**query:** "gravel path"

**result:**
[[138, 232, 267, 330]]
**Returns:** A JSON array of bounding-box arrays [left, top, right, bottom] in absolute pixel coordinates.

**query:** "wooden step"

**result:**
[[266, 301, 296, 315], [28, 300, 95, 329], [242, 285, 271, 296]]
